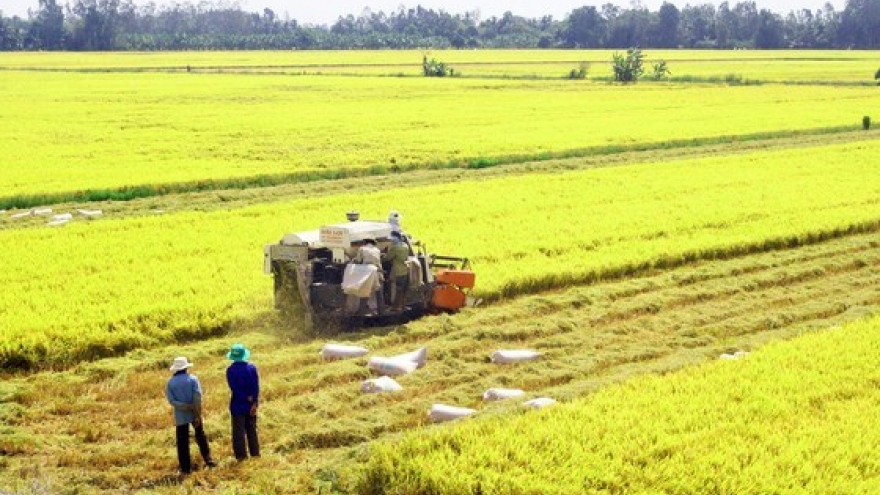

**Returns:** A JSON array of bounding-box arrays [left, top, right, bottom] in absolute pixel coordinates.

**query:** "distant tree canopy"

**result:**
[[0, 0, 878, 51]]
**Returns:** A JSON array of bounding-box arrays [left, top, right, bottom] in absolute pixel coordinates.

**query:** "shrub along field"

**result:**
[[1, 50, 879, 494], [0, 49, 877, 82]]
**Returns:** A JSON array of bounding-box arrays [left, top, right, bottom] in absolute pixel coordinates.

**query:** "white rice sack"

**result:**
[[390, 346, 427, 368], [428, 403, 477, 423], [32, 208, 53, 216], [76, 208, 103, 219], [482, 388, 526, 401], [720, 350, 750, 360], [11, 211, 32, 219], [367, 356, 418, 376], [361, 375, 403, 393], [341, 264, 379, 297], [51, 213, 73, 222], [523, 397, 556, 410], [46, 218, 70, 227], [490, 349, 541, 364], [321, 343, 369, 361]]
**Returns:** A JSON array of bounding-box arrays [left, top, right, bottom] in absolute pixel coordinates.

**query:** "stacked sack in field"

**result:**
[[47, 212, 73, 227], [428, 403, 477, 423], [719, 350, 750, 360], [482, 388, 526, 401], [490, 349, 541, 364], [523, 397, 556, 410], [320, 343, 369, 361], [367, 346, 427, 376], [361, 375, 403, 393]]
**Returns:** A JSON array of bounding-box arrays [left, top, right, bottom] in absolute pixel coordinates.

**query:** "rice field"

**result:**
[[1, 49, 878, 81], [1, 49, 880, 495], [1, 50, 878, 207], [3, 226, 880, 493], [357, 312, 880, 495], [3, 137, 880, 369]]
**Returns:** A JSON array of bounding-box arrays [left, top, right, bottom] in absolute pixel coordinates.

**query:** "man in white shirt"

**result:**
[[353, 238, 384, 316]]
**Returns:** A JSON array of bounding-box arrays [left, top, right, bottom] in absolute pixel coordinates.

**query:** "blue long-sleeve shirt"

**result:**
[[226, 361, 260, 415], [166, 371, 203, 426]]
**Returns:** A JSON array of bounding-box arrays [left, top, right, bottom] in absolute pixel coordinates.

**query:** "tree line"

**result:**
[[1, 0, 879, 51]]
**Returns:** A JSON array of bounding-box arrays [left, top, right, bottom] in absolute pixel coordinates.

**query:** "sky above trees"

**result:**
[[1, 0, 848, 25]]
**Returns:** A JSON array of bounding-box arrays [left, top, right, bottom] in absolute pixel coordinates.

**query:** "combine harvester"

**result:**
[[264, 211, 477, 329]]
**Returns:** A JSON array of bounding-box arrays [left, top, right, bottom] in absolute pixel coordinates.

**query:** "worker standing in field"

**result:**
[[225, 343, 261, 461], [384, 230, 410, 311], [165, 356, 216, 475], [353, 237, 384, 316]]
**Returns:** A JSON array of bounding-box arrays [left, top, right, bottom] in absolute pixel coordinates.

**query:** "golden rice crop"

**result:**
[[2, 139, 880, 368], [356, 313, 880, 494], [0, 67, 875, 203]]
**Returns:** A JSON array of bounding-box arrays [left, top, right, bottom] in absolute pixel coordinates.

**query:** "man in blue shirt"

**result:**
[[226, 343, 260, 460], [165, 356, 215, 474]]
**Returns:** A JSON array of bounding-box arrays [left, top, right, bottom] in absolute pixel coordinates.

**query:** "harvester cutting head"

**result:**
[[264, 212, 476, 330]]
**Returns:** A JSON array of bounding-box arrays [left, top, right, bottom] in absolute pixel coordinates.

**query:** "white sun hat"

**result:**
[[169, 356, 194, 372]]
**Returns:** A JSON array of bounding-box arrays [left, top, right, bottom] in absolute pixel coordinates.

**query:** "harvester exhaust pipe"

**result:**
[[346, 210, 360, 222]]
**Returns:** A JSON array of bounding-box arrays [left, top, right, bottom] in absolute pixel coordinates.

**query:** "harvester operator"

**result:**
[[384, 231, 410, 312]]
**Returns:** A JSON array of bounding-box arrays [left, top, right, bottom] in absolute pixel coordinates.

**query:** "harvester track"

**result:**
[[272, 229, 880, 449], [6, 230, 880, 493]]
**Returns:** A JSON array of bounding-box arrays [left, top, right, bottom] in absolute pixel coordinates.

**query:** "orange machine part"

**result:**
[[431, 285, 467, 311], [435, 269, 476, 289]]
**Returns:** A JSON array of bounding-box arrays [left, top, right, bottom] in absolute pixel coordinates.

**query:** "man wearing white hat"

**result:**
[[166, 356, 216, 474]]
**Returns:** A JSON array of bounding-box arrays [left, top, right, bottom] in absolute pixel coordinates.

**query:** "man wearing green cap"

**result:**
[[226, 343, 260, 460]]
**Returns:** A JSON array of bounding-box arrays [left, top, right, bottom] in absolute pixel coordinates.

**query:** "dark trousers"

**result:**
[[358, 290, 384, 316], [176, 422, 212, 473], [391, 275, 409, 309], [231, 414, 260, 460]]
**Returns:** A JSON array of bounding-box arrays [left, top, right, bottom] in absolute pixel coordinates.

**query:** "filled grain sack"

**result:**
[[361, 375, 403, 393], [367, 356, 418, 376], [321, 343, 369, 361], [76, 208, 103, 219], [341, 264, 380, 298], [719, 350, 749, 360], [428, 403, 476, 423], [46, 217, 71, 227], [523, 397, 556, 410], [482, 388, 526, 401], [490, 349, 541, 364], [390, 346, 427, 368]]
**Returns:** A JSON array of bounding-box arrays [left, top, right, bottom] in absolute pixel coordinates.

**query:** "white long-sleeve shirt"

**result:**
[[355, 244, 382, 267]]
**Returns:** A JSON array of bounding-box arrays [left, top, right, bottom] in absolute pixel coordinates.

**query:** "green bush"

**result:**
[[568, 61, 589, 80], [422, 55, 454, 77], [651, 60, 671, 80], [612, 47, 644, 83], [864, 116, 871, 131]]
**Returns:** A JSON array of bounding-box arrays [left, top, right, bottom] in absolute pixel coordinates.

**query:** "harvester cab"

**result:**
[[263, 211, 477, 328]]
